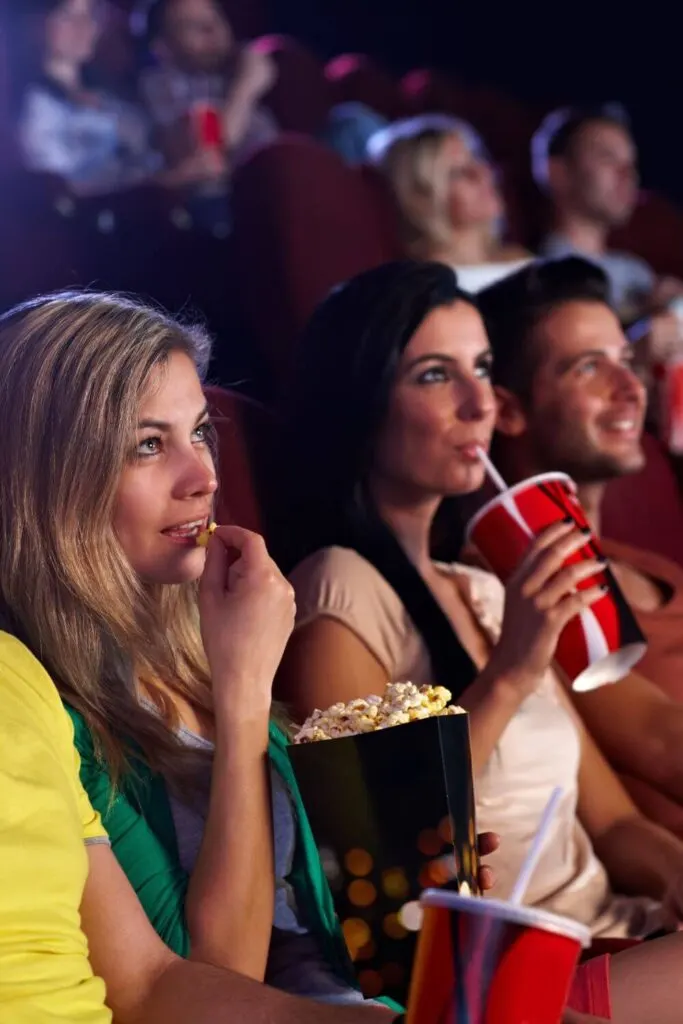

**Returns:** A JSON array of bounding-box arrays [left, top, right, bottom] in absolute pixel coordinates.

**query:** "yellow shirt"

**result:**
[[0, 631, 112, 1022]]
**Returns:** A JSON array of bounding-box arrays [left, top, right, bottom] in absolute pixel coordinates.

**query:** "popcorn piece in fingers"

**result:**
[[196, 522, 217, 548]]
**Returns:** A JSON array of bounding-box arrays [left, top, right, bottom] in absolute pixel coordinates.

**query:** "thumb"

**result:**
[[199, 533, 228, 600]]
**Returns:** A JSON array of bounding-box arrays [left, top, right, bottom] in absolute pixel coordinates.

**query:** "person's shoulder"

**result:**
[[498, 243, 533, 261], [290, 545, 409, 629], [290, 545, 395, 595], [20, 79, 68, 114], [537, 233, 576, 258], [0, 631, 63, 718], [603, 249, 654, 281], [449, 559, 505, 598], [0, 632, 80, 782], [446, 560, 506, 634]]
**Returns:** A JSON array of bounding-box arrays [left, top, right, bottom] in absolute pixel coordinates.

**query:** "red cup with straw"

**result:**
[[406, 788, 592, 1024], [465, 450, 646, 691]]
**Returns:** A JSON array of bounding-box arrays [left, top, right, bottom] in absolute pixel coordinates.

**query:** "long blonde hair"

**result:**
[[0, 290, 215, 791], [369, 116, 489, 258]]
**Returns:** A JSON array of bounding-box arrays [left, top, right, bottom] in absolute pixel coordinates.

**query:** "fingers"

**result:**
[[516, 525, 594, 598], [200, 526, 292, 601], [198, 527, 229, 597], [552, 583, 609, 631], [477, 831, 499, 891], [477, 831, 500, 856], [211, 525, 269, 567], [532, 558, 606, 612], [478, 865, 495, 892]]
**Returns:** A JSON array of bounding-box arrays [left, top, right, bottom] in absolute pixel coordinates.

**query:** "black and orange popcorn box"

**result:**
[[288, 704, 478, 1007]]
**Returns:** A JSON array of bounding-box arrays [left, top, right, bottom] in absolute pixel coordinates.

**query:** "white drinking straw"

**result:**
[[475, 445, 508, 495], [509, 786, 564, 905]]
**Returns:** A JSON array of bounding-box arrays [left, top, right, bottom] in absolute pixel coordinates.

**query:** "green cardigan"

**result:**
[[66, 706, 402, 1013]]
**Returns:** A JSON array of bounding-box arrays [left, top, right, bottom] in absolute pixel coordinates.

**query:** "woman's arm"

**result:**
[[280, 524, 607, 773], [83, 845, 396, 1024], [187, 527, 295, 980], [185, 711, 274, 978], [278, 617, 532, 774], [222, 48, 277, 151], [276, 617, 392, 724]]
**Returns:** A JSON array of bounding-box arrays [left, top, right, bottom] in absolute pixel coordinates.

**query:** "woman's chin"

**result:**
[[141, 546, 207, 586], [446, 463, 487, 496]]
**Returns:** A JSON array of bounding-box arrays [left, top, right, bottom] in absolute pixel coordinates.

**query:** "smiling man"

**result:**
[[478, 256, 683, 838]]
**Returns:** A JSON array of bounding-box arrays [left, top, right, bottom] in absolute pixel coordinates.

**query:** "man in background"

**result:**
[[533, 107, 683, 363]]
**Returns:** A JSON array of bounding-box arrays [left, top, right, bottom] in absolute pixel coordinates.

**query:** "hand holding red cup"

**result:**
[[465, 466, 646, 692]]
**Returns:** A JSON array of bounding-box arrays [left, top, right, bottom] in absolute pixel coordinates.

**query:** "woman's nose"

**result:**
[[175, 451, 218, 498], [460, 377, 497, 421]]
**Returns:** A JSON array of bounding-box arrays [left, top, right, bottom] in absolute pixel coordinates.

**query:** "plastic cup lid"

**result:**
[[420, 889, 591, 947], [464, 472, 574, 545]]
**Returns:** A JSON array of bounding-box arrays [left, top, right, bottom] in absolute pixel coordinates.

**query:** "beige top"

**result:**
[[291, 545, 662, 938]]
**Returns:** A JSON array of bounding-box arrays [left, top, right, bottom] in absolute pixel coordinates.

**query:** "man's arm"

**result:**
[[573, 703, 683, 907], [570, 670, 683, 804], [82, 845, 396, 1024]]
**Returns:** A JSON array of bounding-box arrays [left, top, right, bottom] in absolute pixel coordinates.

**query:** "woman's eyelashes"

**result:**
[[415, 357, 492, 386], [475, 355, 493, 380], [416, 364, 450, 385], [134, 421, 215, 460], [135, 435, 162, 459], [192, 420, 215, 445]]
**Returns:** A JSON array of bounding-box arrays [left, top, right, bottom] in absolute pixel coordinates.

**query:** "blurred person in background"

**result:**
[[15, 0, 160, 196], [135, 0, 279, 235], [534, 106, 683, 364], [368, 116, 531, 293]]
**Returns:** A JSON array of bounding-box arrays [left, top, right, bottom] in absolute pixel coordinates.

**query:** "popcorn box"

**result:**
[[288, 712, 478, 1006]]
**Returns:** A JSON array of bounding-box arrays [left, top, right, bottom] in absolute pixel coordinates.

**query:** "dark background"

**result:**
[[269, 0, 682, 202]]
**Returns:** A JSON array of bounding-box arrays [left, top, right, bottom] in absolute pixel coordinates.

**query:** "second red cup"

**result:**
[[192, 102, 224, 149], [406, 889, 591, 1024], [465, 472, 646, 691]]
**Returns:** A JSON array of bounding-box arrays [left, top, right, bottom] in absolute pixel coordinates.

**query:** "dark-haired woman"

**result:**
[[273, 260, 683, 1022]]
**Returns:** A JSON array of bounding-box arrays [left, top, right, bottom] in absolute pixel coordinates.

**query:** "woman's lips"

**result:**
[[455, 443, 485, 461], [161, 518, 209, 545]]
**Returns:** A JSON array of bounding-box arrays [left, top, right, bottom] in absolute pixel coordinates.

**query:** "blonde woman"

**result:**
[[367, 115, 531, 292], [0, 290, 414, 1016]]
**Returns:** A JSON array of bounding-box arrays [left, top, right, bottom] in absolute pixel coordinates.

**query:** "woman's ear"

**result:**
[[494, 385, 529, 437]]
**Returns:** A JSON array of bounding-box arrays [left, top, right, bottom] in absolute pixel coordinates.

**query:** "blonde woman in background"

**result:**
[[368, 115, 531, 292]]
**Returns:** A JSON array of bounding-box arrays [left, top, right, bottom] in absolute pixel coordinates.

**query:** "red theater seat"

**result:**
[[92, 2, 137, 90], [204, 386, 273, 535], [402, 69, 473, 120], [112, 0, 270, 38], [610, 191, 683, 281], [253, 36, 332, 136], [602, 432, 683, 567], [231, 136, 402, 385], [326, 54, 406, 121]]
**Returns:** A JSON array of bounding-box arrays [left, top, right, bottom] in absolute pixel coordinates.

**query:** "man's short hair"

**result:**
[[477, 256, 612, 402], [531, 103, 631, 190]]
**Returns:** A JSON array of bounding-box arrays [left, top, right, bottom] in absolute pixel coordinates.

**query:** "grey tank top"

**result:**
[[170, 722, 368, 1005]]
